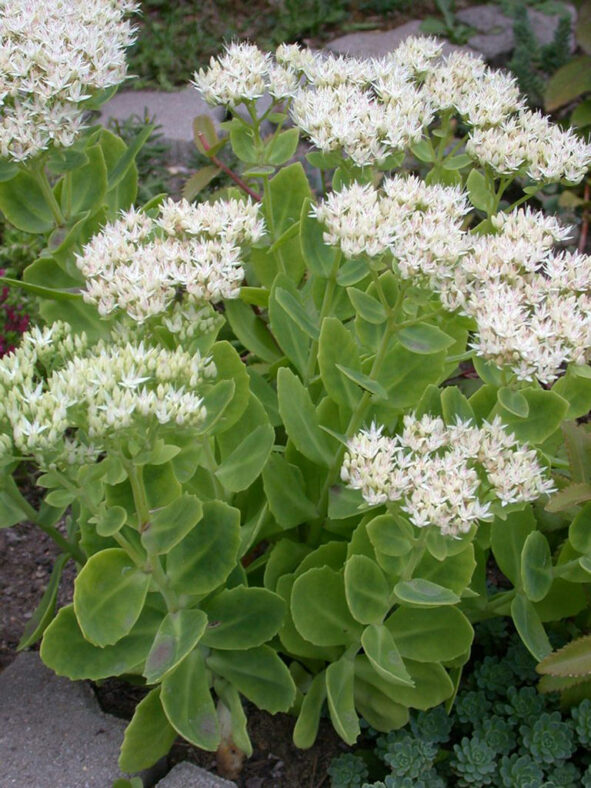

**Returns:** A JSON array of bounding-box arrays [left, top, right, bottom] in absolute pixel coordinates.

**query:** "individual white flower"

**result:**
[[0, 0, 137, 161]]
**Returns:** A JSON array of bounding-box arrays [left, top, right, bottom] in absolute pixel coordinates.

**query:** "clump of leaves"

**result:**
[[509, 3, 572, 106], [329, 630, 591, 787], [106, 113, 171, 204]]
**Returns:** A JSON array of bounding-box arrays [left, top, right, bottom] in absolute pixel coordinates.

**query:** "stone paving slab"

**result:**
[[0, 652, 166, 787], [325, 20, 473, 58], [156, 762, 236, 787], [99, 87, 224, 161], [456, 3, 576, 62]]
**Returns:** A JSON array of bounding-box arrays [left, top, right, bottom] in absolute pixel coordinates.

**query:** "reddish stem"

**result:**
[[579, 181, 590, 253], [197, 133, 262, 202]]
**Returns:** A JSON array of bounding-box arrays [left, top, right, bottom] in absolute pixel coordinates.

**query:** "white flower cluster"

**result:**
[[313, 175, 471, 289], [443, 208, 591, 383], [0, 322, 216, 466], [193, 43, 299, 106], [341, 414, 554, 536], [466, 110, 591, 183], [76, 198, 265, 323], [0, 0, 137, 162], [193, 38, 591, 181], [424, 51, 523, 128], [315, 177, 591, 383]]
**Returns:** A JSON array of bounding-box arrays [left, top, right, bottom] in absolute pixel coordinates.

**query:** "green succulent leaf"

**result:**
[[161, 649, 220, 750], [326, 657, 360, 745], [385, 606, 473, 663], [40, 603, 161, 680], [119, 687, 177, 772], [394, 579, 460, 606], [141, 494, 203, 555], [361, 624, 414, 686], [521, 531, 553, 602], [511, 593, 552, 662], [291, 566, 364, 646], [166, 501, 241, 596], [73, 548, 151, 647], [143, 609, 208, 684], [536, 634, 591, 677], [200, 587, 285, 650], [344, 555, 391, 624], [207, 646, 296, 713]]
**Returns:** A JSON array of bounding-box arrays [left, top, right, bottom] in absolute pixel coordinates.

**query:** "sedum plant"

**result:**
[[2, 22, 591, 778]]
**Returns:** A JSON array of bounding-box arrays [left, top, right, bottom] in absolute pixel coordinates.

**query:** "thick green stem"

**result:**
[[304, 252, 341, 384], [4, 478, 85, 563], [400, 530, 428, 582], [124, 460, 180, 612], [38, 517, 85, 563], [31, 162, 65, 226]]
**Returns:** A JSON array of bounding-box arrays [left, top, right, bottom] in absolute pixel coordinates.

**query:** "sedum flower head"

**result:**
[[341, 414, 554, 536], [425, 51, 523, 127], [76, 198, 265, 323], [466, 109, 591, 183], [0, 321, 215, 467], [0, 0, 137, 162], [443, 208, 591, 383], [192, 42, 272, 106]]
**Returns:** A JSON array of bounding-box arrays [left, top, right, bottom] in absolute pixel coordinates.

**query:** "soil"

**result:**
[[0, 512, 344, 786]]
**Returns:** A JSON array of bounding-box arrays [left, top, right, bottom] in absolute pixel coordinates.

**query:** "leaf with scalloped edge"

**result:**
[[536, 634, 591, 678]]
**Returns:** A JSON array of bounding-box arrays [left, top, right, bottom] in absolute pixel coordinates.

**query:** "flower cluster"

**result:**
[[313, 175, 471, 288], [0, 0, 137, 162], [341, 414, 554, 536], [466, 110, 591, 182], [0, 322, 215, 466], [444, 208, 591, 383], [193, 37, 591, 181], [315, 175, 591, 383], [75, 198, 265, 323], [192, 42, 299, 106]]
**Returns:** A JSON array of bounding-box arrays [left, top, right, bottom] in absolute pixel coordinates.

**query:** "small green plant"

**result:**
[[509, 3, 572, 106], [331, 631, 591, 787], [420, 0, 475, 44]]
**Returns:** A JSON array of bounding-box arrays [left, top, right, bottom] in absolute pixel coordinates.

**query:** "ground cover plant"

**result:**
[[1, 0, 591, 782], [328, 624, 591, 786]]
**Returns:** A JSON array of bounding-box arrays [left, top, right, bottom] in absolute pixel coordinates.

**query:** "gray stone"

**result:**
[[99, 87, 224, 161], [0, 652, 167, 787], [157, 761, 236, 787], [456, 3, 576, 62], [325, 20, 472, 59]]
